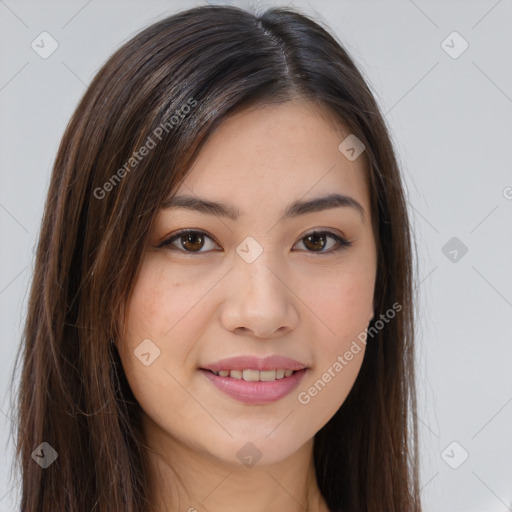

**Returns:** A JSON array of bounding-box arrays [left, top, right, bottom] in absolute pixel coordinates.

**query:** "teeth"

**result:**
[[230, 369, 243, 379], [259, 370, 278, 381], [243, 369, 261, 381], [211, 368, 298, 381]]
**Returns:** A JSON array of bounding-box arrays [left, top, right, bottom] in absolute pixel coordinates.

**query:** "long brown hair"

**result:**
[[9, 5, 421, 511]]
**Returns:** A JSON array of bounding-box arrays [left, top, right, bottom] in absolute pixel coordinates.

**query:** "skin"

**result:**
[[117, 99, 377, 512]]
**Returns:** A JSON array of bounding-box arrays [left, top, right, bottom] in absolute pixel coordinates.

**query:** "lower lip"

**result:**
[[200, 368, 308, 404]]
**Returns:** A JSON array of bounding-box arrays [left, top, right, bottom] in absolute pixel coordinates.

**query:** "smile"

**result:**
[[200, 368, 308, 404], [208, 369, 296, 381]]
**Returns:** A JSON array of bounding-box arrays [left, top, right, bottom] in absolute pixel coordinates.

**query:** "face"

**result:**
[[117, 99, 377, 468]]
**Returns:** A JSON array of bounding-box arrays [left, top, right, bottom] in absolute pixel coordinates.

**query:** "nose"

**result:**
[[219, 250, 299, 339]]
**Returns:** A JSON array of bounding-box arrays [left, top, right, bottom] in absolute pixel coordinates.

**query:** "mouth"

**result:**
[[203, 368, 300, 381], [199, 367, 308, 404]]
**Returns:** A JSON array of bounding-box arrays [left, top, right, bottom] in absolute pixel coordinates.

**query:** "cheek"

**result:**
[[117, 258, 183, 390], [313, 278, 370, 381], [297, 262, 374, 419], [331, 283, 372, 334], [117, 261, 206, 432], [308, 264, 375, 340], [295, 281, 371, 428], [118, 253, 222, 404], [124, 254, 210, 342]]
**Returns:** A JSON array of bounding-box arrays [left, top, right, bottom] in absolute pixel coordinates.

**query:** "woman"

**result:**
[[11, 4, 421, 511]]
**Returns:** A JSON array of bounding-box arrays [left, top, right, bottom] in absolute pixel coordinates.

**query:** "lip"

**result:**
[[200, 367, 308, 404], [201, 355, 307, 372]]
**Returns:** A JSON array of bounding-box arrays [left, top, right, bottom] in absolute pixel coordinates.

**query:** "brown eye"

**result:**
[[303, 233, 327, 251], [295, 231, 352, 254], [160, 230, 219, 253], [181, 232, 205, 252]]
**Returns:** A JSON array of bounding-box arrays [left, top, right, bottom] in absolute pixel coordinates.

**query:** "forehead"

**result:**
[[173, 99, 369, 215]]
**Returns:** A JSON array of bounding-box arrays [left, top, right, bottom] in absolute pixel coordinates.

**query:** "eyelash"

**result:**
[[158, 229, 353, 255]]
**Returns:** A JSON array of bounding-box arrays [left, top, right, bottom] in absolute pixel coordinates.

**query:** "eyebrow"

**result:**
[[160, 192, 365, 223]]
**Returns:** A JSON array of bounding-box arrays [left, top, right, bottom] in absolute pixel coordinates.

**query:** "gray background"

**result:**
[[1, 1, 511, 510]]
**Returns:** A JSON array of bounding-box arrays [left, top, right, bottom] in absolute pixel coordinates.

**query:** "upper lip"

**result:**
[[201, 355, 307, 372]]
